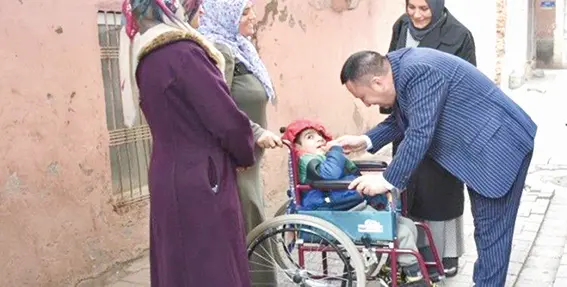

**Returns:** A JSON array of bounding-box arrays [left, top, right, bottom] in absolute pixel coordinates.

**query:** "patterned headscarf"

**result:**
[[122, 0, 202, 39], [199, 0, 275, 102], [119, 0, 223, 128]]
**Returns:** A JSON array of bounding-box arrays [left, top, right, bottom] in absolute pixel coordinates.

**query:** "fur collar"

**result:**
[[135, 23, 225, 75], [137, 29, 225, 72]]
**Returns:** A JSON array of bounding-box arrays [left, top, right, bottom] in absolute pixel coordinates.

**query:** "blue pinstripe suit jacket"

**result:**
[[366, 47, 537, 198]]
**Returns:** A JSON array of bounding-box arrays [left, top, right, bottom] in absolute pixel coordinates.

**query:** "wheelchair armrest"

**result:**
[[352, 160, 388, 169], [310, 180, 352, 190]]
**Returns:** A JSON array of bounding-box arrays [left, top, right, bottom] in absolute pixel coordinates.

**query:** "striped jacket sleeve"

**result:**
[[383, 64, 448, 189], [365, 114, 403, 154]]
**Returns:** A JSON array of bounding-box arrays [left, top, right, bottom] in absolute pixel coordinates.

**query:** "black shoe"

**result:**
[[442, 257, 459, 277]]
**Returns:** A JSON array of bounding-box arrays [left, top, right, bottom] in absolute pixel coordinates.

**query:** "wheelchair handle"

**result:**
[[282, 139, 292, 149]]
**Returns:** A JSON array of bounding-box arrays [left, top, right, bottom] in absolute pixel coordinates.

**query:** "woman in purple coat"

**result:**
[[119, 0, 255, 286]]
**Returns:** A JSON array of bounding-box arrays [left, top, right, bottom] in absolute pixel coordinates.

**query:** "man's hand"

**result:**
[[334, 135, 368, 154], [348, 174, 390, 196], [323, 140, 341, 152], [256, 130, 283, 149]]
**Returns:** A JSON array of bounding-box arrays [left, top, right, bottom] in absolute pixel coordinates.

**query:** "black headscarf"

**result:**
[[404, 0, 446, 41]]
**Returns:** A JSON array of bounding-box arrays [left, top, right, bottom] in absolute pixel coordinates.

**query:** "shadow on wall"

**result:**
[[536, 39, 554, 67]]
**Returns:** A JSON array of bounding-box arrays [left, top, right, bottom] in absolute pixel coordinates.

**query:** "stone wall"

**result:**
[[496, 0, 508, 85]]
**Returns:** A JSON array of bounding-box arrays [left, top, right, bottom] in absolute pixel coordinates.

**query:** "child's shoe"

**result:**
[[401, 263, 429, 287], [376, 264, 403, 286]]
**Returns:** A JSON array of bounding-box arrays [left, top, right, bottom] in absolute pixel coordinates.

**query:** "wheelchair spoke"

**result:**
[[248, 223, 361, 287]]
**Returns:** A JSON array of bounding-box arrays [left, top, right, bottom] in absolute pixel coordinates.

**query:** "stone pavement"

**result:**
[[100, 71, 567, 287]]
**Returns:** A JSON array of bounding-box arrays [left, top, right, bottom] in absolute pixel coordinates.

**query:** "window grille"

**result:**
[[97, 11, 151, 205]]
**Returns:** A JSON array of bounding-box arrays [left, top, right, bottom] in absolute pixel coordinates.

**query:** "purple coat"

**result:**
[[136, 39, 255, 287]]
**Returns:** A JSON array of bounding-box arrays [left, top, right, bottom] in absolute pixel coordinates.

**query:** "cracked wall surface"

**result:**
[[0, 0, 149, 286], [250, 0, 404, 215], [1, 0, 506, 284], [495, 0, 507, 85], [0, 0, 405, 285]]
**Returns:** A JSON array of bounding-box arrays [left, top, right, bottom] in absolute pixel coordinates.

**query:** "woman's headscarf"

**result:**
[[119, 0, 223, 128], [404, 0, 446, 41], [198, 0, 275, 103], [123, 0, 202, 40]]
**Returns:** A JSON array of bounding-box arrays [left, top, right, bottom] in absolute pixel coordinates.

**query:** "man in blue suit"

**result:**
[[335, 48, 537, 287]]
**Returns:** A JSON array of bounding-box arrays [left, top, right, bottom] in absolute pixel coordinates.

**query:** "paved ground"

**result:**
[[100, 71, 567, 287]]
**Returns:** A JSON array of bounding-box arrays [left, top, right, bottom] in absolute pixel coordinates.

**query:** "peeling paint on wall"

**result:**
[[257, 0, 279, 29], [47, 162, 59, 176], [4, 172, 23, 195], [288, 14, 295, 28], [495, 0, 507, 84], [308, 0, 361, 12], [298, 20, 307, 32], [278, 5, 288, 22], [0, 0, 403, 285]]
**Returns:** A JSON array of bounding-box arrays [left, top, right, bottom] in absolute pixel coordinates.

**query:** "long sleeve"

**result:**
[[300, 146, 350, 182], [456, 33, 477, 67], [381, 19, 404, 115], [383, 64, 448, 189], [388, 18, 404, 53], [215, 42, 266, 142], [174, 42, 255, 167], [365, 114, 403, 154], [316, 146, 349, 180]]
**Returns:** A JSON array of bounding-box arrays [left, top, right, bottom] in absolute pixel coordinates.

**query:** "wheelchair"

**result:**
[[246, 128, 445, 287]]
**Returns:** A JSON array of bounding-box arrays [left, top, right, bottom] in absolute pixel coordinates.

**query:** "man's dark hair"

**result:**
[[340, 51, 388, 84]]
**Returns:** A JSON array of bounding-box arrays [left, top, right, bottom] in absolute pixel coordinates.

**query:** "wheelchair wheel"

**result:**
[[273, 199, 379, 279], [246, 214, 366, 286]]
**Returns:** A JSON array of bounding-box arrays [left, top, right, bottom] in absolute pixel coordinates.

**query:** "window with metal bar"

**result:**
[[97, 11, 151, 204]]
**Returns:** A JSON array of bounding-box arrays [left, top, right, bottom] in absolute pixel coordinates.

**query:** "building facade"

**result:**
[[0, 0, 507, 284]]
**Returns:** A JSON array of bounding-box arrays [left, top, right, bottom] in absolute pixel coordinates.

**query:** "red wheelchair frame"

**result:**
[[280, 137, 446, 286]]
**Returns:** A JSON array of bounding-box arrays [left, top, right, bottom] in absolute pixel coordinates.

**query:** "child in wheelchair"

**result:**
[[282, 119, 430, 286]]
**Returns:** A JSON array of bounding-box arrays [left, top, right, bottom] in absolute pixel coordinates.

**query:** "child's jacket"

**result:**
[[298, 146, 375, 210]]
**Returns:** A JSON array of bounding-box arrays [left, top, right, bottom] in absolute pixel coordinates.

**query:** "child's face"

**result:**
[[296, 128, 327, 155]]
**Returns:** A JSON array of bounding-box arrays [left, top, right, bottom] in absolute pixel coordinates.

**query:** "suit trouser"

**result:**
[[468, 152, 532, 287]]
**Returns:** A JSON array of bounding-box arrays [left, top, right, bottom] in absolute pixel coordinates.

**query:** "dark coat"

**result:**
[[136, 38, 255, 287], [386, 9, 476, 221], [388, 9, 476, 64]]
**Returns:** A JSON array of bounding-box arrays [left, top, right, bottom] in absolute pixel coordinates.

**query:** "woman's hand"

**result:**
[[256, 130, 283, 149]]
